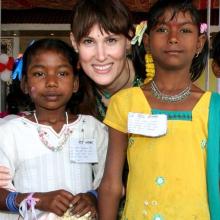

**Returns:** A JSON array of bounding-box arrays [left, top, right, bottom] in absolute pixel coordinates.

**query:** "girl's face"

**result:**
[[24, 50, 78, 111], [149, 10, 205, 72], [70, 23, 130, 87]]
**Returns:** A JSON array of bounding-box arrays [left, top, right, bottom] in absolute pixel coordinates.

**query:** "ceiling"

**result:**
[[1, 0, 156, 12], [3, 0, 219, 12]]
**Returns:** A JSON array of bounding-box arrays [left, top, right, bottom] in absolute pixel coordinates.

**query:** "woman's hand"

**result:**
[[69, 192, 97, 219]]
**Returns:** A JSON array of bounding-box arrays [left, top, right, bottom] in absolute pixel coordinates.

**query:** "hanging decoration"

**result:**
[[0, 53, 14, 83]]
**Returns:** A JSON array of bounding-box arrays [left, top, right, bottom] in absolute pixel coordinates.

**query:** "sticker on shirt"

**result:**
[[127, 112, 167, 137], [69, 138, 98, 163]]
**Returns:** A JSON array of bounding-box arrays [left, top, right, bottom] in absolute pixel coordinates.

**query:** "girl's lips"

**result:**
[[43, 93, 61, 101], [165, 50, 183, 55]]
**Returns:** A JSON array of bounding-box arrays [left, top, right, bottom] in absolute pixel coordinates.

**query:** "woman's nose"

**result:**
[[96, 43, 107, 61]]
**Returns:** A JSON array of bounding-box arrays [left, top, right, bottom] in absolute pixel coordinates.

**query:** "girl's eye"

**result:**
[[156, 27, 168, 33], [180, 28, 192, 33], [57, 71, 69, 78], [33, 72, 45, 78]]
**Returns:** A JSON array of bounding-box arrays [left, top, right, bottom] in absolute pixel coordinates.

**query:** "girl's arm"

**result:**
[[0, 188, 74, 217], [98, 127, 128, 220]]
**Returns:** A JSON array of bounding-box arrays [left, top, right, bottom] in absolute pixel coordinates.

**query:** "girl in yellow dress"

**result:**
[[98, 0, 220, 220]]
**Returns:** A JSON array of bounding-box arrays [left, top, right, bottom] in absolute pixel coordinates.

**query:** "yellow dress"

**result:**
[[104, 87, 211, 220]]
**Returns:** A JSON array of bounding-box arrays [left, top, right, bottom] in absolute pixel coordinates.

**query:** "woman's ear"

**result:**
[[126, 29, 134, 51], [70, 32, 79, 53]]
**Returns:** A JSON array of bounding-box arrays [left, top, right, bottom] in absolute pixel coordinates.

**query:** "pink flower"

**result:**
[[200, 23, 207, 34]]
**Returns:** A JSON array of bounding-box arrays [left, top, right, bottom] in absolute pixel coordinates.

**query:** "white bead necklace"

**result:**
[[33, 112, 73, 152]]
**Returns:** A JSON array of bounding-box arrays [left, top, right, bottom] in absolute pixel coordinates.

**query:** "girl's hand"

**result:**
[[0, 166, 12, 187], [34, 190, 74, 217], [69, 193, 97, 219]]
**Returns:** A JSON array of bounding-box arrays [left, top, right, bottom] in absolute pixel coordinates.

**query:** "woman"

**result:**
[[70, 0, 146, 120]]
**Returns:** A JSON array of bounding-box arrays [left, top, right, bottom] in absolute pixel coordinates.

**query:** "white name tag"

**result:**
[[128, 112, 167, 137], [69, 138, 98, 163]]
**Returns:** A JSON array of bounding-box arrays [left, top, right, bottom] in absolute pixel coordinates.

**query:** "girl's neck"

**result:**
[[34, 109, 66, 125], [97, 59, 135, 101], [31, 109, 70, 133], [153, 69, 192, 92]]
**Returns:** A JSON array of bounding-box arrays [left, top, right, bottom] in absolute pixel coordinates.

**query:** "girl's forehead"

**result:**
[[157, 10, 194, 24]]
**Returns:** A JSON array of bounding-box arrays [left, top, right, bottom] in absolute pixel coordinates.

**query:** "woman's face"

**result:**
[[71, 24, 130, 87]]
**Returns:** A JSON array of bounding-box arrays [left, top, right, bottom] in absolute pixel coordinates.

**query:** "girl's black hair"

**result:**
[[21, 38, 83, 112], [6, 78, 34, 114], [212, 32, 220, 66], [147, 0, 208, 81]]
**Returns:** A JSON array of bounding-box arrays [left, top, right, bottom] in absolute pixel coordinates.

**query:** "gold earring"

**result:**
[[195, 51, 200, 58]]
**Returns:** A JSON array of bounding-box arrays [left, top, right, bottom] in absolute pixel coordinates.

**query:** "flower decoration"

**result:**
[[131, 21, 147, 46], [144, 53, 155, 84], [200, 23, 207, 34], [0, 53, 14, 83]]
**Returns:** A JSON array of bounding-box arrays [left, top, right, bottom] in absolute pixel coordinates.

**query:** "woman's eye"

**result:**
[[82, 38, 94, 45], [106, 38, 117, 44]]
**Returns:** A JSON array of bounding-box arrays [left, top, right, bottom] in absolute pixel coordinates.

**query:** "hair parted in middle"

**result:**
[[146, 0, 208, 81], [71, 0, 133, 43]]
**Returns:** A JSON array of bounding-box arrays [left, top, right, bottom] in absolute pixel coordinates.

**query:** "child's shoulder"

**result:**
[[78, 114, 107, 128], [111, 86, 142, 99], [0, 115, 23, 127]]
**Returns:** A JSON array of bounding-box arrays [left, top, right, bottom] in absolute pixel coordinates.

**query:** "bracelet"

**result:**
[[19, 193, 38, 220], [87, 190, 98, 199], [6, 191, 19, 213]]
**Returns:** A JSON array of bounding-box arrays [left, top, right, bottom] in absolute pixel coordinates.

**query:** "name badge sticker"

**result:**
[[128, 112, 167, 137], [69, 138, 98, 163]]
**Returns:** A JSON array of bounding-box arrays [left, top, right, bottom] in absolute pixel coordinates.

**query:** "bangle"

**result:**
[[6, 192, 19, 213], [19, 193, 38, 219], [87, 190, 98, 199]]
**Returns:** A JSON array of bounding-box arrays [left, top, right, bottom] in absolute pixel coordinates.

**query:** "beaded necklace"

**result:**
[[34, 112, 73, 152], [151, 80, 191, 103]]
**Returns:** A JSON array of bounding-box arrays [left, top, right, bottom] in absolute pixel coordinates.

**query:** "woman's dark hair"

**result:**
[[71, 0, 133, 43], [147, 0, 208, 81], [71, 0, 146, 80], [21, 38, 82, 112], [71, 0, 146, 118], [212, 32, 220, 66]]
